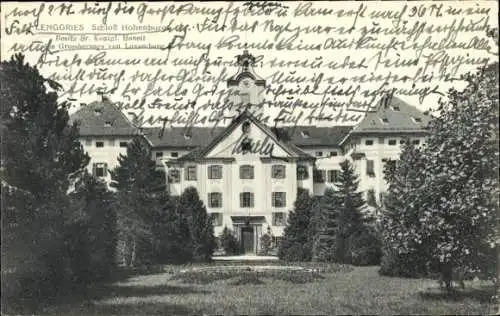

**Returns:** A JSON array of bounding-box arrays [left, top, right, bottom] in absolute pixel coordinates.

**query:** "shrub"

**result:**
[[259, 234, 272, 255], [347, 226, 382, 266], [219, 226, 240, 255]]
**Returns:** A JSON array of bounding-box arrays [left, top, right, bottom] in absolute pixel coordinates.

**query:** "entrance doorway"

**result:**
[[241, 226, 254, 254]]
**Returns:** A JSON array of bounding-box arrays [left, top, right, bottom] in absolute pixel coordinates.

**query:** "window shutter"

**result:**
[[250, 193, 254, 207], [240, 193, 243, 207], [92, 163, 97, 177], [103, 163, 108, 176]]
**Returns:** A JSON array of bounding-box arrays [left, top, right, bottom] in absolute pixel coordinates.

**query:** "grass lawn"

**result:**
[[14, 263, 498, 315]]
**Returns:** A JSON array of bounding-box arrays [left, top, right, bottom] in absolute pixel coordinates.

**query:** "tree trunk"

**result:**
[[441, 262, 453, 292], [130, 237, 137, 267]]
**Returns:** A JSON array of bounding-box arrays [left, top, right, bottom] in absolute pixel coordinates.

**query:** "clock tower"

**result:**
[[226, 50, 266, 119]]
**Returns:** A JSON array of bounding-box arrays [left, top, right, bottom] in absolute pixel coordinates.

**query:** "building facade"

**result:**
[[71, 50, 430, 255]]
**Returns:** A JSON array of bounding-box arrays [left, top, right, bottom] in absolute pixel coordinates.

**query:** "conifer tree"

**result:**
[[1, 54, 90, 303], [110, 136, 167, 266], [335, 160, 367, 263], [178, 186, 215, 262], [379, 141, 430, 277], [312, 187, 339, 262], [279, 188, 314, 261], [68, 173, 118, 282]]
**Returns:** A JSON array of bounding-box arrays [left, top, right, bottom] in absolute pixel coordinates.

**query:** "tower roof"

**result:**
[[227, 49, 266, 86]]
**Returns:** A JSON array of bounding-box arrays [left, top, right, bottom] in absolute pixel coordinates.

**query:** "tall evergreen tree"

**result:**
[[279, 188, 314, 261], [312, 187, 340, 262], [1, 54, 90, 305], [379, 141, 431, 277], [69, 173, 118, 283], [335, 160, 368, 263], [110, 136, 167, 266], [178, 187, 215, 262]]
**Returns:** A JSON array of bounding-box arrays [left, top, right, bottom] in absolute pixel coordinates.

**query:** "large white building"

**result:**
[[71, 50, 430, 254]]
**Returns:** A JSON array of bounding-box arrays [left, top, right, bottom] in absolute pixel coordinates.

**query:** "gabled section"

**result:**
[[180, 110, 314, 161], [70, 98, 137, 136]]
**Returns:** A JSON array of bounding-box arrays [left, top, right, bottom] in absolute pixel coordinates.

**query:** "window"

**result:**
[[365, 140, 374, 146], [210, 212, 223, 226], [171, 152, 179, 157], [381, 117, 389, 124], [301, 130, 310, 138], [316, 151, 323, 157], [208, 192, 222, 208], [272, 192, 286, 207], [240, 165, 254, 179], [330, 151, 338, 157], [328, 170, 340, 183], [272, 165, 286, 179], [109, 139, 115, 146], [85, 139, 92, 146], [242, 121, 250, 134], [119, 141, 128, 148], [272, 212, 287, 226], [296, 165, 309, 180], [413, 117, 422, 123], [412, 139, 420, 145], [105, 121, 112, 127], [155, 152, 163, 158], [185, 166, 197, 181], [366, 160, 375, 176], [92, 163, 107, 178], [94, 108, 102, 116], [208, 165, 222, 179], [400, 139, 406, 144], [313, 169, 326, 183], [392, 106, 400, 111], [169, 169, 180, 183], [240, 192, 254, 208], [96, 141, 104, 148], [388, 139, 397, 146]]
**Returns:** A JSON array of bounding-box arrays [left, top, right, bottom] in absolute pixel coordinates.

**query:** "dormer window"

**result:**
[[413, 117, 422, 123], [381, 117, 389, 124], [105, 121, 112, 127], [183, 131, 192, 140], [391, 106, 400, 111], [94, 108, 102, 116], [301, 131, 310, 138]]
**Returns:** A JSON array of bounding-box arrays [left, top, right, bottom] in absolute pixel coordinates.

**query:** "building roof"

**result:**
[[70, 98, 138, 136], [275, 126, 353, 147], [143, 125, 352, 149], [143, 126, 226, 148], [349, 96, 430, 135]]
